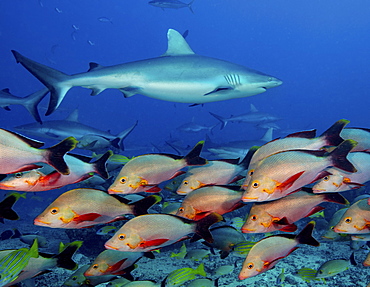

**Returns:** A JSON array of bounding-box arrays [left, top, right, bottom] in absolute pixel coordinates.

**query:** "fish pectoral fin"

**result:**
[[73, 213, 102, 223], [40, 171, 62, 185], [139, 238, 169, 249], [203, 86, 234, 96], [107, 258, 128, 274], [279, 224, 298, 232], [277, 171, 305, 192], [119, 87, 141, 98], [272, 217, 289, 225], [90, 88, 106, 96], [305, 206, 325, 218], [145, 186, 162, 193]]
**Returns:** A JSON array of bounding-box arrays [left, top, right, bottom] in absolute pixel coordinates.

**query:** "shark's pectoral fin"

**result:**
[[90, 88, 106, 96], [120, 87, 141, 98], [203, 86, 235, 96]]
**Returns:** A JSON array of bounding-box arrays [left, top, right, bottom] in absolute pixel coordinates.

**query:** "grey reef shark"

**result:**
[[11, 29, 282, 116]]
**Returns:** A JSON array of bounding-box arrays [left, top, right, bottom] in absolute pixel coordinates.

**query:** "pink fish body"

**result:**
[[105, 213, 221, 252], [238, 222, 319, 279], [0, 128, 77, 175], [176, 185, 244, 220], [0, 151, 111, 192], [242, 140, 356, 202], [334, 198, 370, 234], [312, 152, 370, 193], [176, 160, 245, 195], [242, 190, 348, 233], [108, 141, 206, 194], [34, 188, 160, 228], [84, 250, 143, 276]]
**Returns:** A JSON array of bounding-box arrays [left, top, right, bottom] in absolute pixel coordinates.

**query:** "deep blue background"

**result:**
[[1, 0, 369, 149]]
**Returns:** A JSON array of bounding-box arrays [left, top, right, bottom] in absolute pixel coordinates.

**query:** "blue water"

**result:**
[[1, 0, 370, 285]]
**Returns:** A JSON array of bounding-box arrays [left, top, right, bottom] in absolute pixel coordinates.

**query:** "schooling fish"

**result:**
[[108, 141, 207, 195], [334, 198, 370, 234], [315, 252, 357, 278], [341, 127, 370, 152], [312, 151, 370, 193], [63, 264, 116, 287], [104, 213, 222, 252], [0, 239, 39, 287], [322, 208, 350, 240], [34, 189, 161, 228], [242, 139, 357, 202], [294, 267, 324, 283], [84, 250, 142, 276], [0, 241, 82, 286], [176, 185, 245, 221], [241, 190, 348, 233], [149, 0, 195, 13], [0, 151, 112, 192], [163, 263, 207, 287], [238, 222, 319, 279], [0, 128, 77, 175], [96, 226, 118, 236], [175, 150, 252, 195]]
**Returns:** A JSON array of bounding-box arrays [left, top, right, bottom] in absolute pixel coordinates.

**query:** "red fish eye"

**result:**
[[118, 234, 126, 240], [251, 215, 258, 221], [92, 264, 98, 269], [50, 207, 59, 215], [344, 217, 352, 223], [119, 177, 127, 184], [249, 169, 254, 176], [183, 181, 189, 185], [247, 262, 254, 269], [252, 181, 259, 188], [323, 176, 330, 181], [15, 172, 23, 178]]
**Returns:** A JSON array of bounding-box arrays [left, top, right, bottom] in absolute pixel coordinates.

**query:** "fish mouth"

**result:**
[[333, 227, 347, 233], [34, 218, 50, 226], [104, 243, 118, 250], [176, 190, 188, 195], [241, 228, 256, 233], [242, 197, 258, 202]]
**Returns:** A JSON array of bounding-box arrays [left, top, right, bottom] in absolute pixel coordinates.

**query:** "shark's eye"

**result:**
[[183, 180, 189, 185], [252, 181, 260, 188], [50, 207, 59, 215], [250, 215, 258, 221], [344, 217, 352, 223], [119, 177, 127, 184], [247, 262, 254, 269], [323, 175, 330, 181], [118, 234, 126, 240], [249, 169, 254, 177], [15, 172, 23, 178], [92, 264, 98, 269]]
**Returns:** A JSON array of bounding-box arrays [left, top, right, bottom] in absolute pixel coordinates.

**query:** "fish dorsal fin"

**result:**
[[249, 104, 258, 113], [162, 29, 195, 56], [88, 62, 105, 72], [260, 127, 274, 142], [65, 109, 79, 122], [1, 88, 11, 94]]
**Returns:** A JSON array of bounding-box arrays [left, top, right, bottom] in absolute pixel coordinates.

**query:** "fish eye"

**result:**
[[330, 226, 335, 230], [72, 276, 77, 281], [252, 181, 259, 188], [50, 207, 59, 215], [323, 176, 330, 181], [178, 207, 184, 213], [344, 217, 352, 223], [118, 234, 126, 240], [249, 169, 254, 177], [251, 215, 258, 221], [183, 180, 189, 185], [119, 177, 127, 184], [247, 262, 254, 269], [15, 172, 23, 178], [92, 264, 98, 269], [268, 77, 273, 82]]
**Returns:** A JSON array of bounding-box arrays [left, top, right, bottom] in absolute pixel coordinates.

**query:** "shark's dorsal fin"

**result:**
[[162, 29, 195, 56], [65, 109, 79, 122], [250, 104, 258, 113], [88, 62, 105, 72]]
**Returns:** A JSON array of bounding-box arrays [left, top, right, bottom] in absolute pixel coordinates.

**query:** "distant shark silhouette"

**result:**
[[11, 29, 282, 116]]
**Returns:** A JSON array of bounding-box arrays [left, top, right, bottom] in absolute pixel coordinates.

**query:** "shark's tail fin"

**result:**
[[22, 88, 49, 123], [188, 0, 195, 13], [113, 121, 138, 150], [209, 112, 228, 130], [11, 50, 72, 116]]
